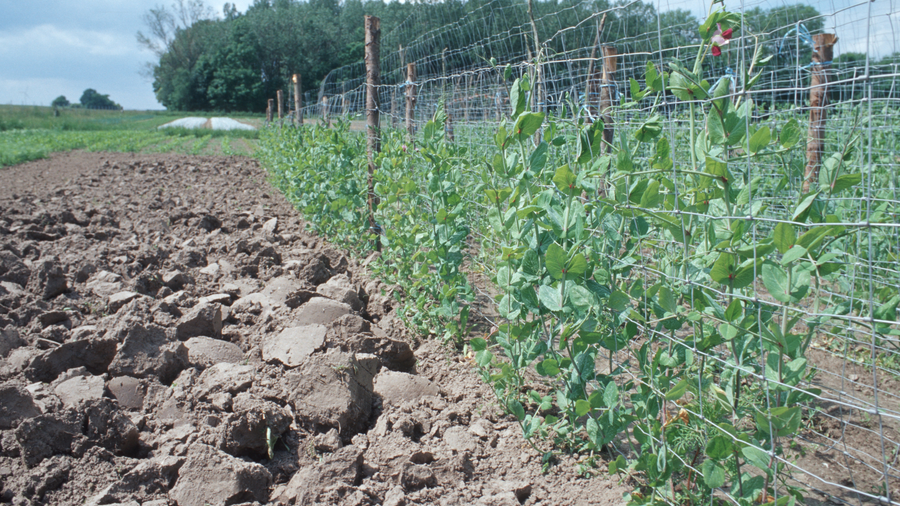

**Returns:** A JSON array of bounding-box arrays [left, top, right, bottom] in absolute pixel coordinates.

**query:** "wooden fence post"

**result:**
[[600, 45, 617, 152], [803, 33, 837, 193], [365, 15, 382, 251], [405, 62, 417, 142], [322, 96, 330, 127], [277, 89, 283, 120], [293, 74, 302, 125], [266, 99, 273, 124]]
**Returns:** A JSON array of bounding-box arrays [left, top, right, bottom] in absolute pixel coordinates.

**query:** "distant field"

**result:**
[[0, 105, 261, 166]]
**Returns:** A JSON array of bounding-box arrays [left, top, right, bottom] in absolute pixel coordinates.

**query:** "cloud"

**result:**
[[0, 25, 137, 58], [0, 0, 259, 110]]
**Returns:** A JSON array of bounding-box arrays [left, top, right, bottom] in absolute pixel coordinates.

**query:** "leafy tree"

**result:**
[[204, 19, 266, 111], [51, 96, 70, 108], [79, 89, 121, 110]]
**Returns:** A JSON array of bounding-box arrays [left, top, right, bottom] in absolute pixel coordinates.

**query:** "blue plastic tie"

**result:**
[[778, 23, 814, 57], [711, 67, 736, 94]]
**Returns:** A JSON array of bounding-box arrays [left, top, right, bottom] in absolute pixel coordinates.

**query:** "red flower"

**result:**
[[711, 23, 732, 56]]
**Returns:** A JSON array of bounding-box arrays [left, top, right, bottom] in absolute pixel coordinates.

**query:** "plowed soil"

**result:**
[[0, 151, 629, 505]]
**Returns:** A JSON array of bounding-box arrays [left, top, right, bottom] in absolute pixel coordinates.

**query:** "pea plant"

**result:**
[[258, 6, 872, 503], [470, 6, 861, 505], [260, 112, 474, 345]]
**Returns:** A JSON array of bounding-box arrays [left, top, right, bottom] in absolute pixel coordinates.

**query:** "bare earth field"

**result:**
[[0, 151, 628, 505]]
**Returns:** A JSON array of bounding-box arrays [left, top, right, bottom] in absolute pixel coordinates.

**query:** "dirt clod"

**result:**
[[0, 152, 630, 505]]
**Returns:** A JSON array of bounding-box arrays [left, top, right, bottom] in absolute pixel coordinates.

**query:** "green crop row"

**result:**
[[258, 7, 899, 505], [0, 129, 258, 167]]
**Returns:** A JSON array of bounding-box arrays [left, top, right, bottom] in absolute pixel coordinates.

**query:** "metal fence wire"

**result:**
[[281, 0, 900, 504]]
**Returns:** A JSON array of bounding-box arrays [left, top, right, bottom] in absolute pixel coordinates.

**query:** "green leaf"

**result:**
[[603, 381, 619, 407], [577, 121, 604, 164], [749, 125, 771, 154], [569, 285, 596, 311], [514, 112, 545, 141], [509, 399, 526, 421], [792, 191, 819, 222], [586, 417, 601, 446], [761, 262, 790, 303], [476, 349, 493, 367], [538, 285, 563, 311], [509, 79, 526, 117], [706, 435, 733, 460], [665, 379, 689, 401], [772, 222, 796, 254], [634, 115, 662, 142], [607, 291, 629, 312], [830, 173, 861, 194], [521, 249, 541, 277], [707, 111, 726, 145], [669, 72, 693, 101], [529, 141, 548, 173], [718, 323, 740, 341], [736, 241, 776, 259], [780, 118, 801, 148], [545, 243, 567, 279], [469, 338, 487, 351], [742, 446, 772, 475], [725, 299, 742, 322], [498, 294, 521, 319], [657, 286, 677, 314], [780, 245, 807, 265], [609, 455, 627, 475], [756, 406, 802, 437], [761, 261, 809, 304], [702, 460, 726, 489], [639, 179, 660, 208], [536, 358, 560, 376], [567, 253, 588, 277], [552, 164, 579, 196], [710, 253, 736, 285], [575, 399, 591, 417], [705, 156, 728, 179], [796, 226, 830, 251]]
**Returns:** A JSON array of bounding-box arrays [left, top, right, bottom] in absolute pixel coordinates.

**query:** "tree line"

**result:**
[[52, 89, 122, 110], [143, 0, 894, 112]]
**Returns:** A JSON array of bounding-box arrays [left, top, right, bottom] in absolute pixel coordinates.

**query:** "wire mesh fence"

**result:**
[[269, 0, 900, 504]]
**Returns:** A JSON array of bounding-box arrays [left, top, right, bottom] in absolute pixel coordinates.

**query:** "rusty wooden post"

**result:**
[[405, 62, 417, 142], [600, 45, 617, 152], [276, 89, 283, 120], [365, 15, 382, 251], [803, 33, 837, 193], [266, 99, 273, 124], [293, 74, 302, 125]]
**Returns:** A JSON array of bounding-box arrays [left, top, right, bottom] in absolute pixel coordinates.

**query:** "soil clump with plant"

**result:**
[[0, 151, 628, 505]]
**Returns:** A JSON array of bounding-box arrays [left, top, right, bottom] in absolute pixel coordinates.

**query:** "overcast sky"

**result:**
[[1, 0, 896, 111], [0, 0, 255, 110]]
